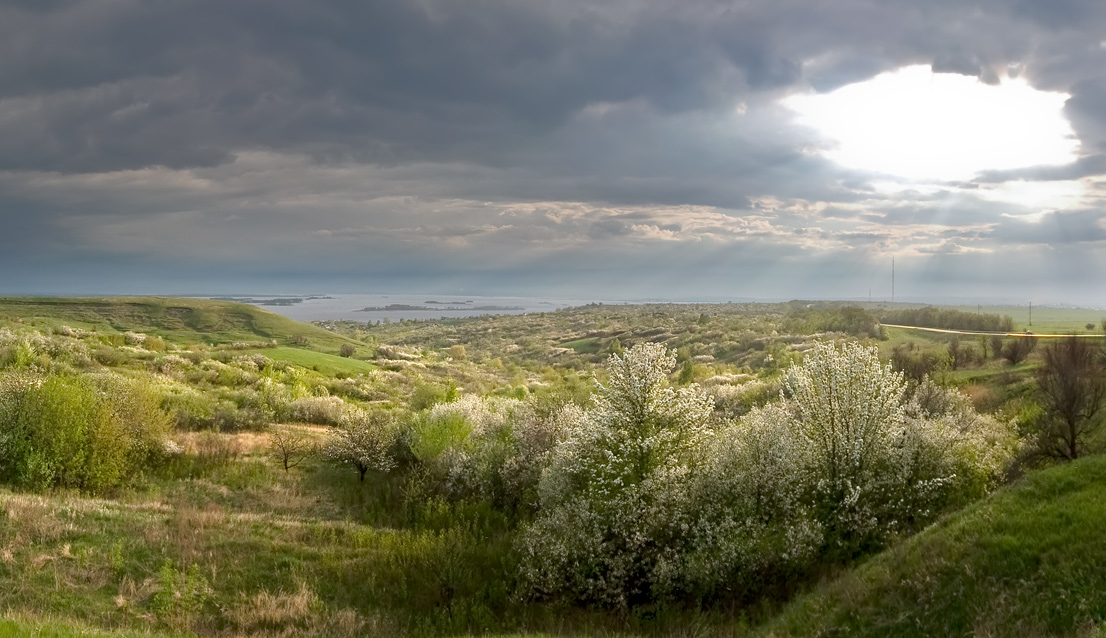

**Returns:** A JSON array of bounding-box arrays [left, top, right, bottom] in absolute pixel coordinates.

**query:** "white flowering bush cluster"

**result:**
[[279, 395, 348, 425], [0, 327, 94, 371], [516, 341, 1019, 608], [758, 342, 1021, 559], [708, 376, 779, 418], [149, 354, 193, 380]]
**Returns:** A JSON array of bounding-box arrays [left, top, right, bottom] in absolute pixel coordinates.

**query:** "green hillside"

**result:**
[[0, 296, 363, 360], [760, 454, 1106, 637], [4, 299, 1106, 637]]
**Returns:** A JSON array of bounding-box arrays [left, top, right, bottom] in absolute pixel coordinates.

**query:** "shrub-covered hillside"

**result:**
[[0, 297, 1102, 637]]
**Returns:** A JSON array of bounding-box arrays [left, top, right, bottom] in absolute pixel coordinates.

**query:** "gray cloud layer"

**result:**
[[2, 0, 1106, 302]]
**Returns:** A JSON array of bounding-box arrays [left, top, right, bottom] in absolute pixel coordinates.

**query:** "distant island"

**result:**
[[356, 304, 524, 312], [214, 295, 334, 306]]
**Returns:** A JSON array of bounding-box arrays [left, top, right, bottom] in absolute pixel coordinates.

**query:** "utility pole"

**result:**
[[1029, 301, 1032, 327], [892, 257, 895, 304]]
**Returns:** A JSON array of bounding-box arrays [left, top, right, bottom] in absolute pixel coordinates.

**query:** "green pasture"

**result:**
[[264, 346, 377, 375]]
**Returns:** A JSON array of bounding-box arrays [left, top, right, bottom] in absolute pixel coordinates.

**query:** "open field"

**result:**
[[946, 304, 1106, 334]]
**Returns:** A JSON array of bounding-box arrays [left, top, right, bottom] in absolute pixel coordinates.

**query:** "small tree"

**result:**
[[338, 343, 356, 358], [1002, 336, 1037, 365], [1034, 336, 1106, 460], [268, 424, 315, 471], [947, 338, 962, 370], [324, 408, 397, 481], [678, 359, 695, 384], [990, 335, 1005, 360]]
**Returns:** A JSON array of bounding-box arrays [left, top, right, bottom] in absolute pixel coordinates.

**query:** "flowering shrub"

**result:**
[[518, 341, 1019, 608], [405, 394, 550, 505], [772, 342, 1018, 558], [519, 343, 715, 608], [779, 340, 913, 557], [324, 407, 399, 481], [280, 395, 347, 426], [708, 377, 779, 418], [151, 354, 192, 377], [680, 403, 823, 602]]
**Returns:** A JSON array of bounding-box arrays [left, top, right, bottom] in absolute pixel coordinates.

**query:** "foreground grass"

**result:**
[[0, 436, 632, 637], [759, 453, 1106, 637], [0, 617, 187, 637]]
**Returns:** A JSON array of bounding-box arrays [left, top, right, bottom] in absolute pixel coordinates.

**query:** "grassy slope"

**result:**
[[759, 454, 1106, 638], [264, 347, 377, 376], [0, 296, 368, 360]]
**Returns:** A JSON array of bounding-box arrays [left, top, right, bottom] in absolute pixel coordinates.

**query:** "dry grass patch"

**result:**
[[225, 583, 385, 637], [175, 430, 271, 457], [1, 493, 73, 546]]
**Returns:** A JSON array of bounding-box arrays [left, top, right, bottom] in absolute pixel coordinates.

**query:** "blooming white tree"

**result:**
[[782, 340, 910, 555], [323, 407, 398, 481], [520, 342, 715, 608], [767, 341, 1015, 558]]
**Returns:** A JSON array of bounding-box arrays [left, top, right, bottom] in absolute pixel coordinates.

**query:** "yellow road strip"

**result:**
[[880, 324, 1106, 338]]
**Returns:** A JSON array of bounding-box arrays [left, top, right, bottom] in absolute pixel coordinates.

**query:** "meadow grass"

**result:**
[[0, 438, 637, 637], [263, 347, 377, 376], [0, 616, 188, 637], [558, 337, 604, 354], [946, 304, 1106, 334]]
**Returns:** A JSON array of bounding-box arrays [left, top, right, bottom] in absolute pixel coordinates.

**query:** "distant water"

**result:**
[[216, 293, 609, 322]]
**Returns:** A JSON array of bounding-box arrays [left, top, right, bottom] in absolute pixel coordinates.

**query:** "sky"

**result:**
[[2, 0, 1106, 304]]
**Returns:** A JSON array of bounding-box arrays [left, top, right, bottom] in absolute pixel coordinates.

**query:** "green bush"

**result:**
[[0, 371, 172, 491]]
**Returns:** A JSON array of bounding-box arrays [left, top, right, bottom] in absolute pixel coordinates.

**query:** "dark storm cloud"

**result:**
[[2, 0, 1106, 301], [2, 0, 1100, 174]]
